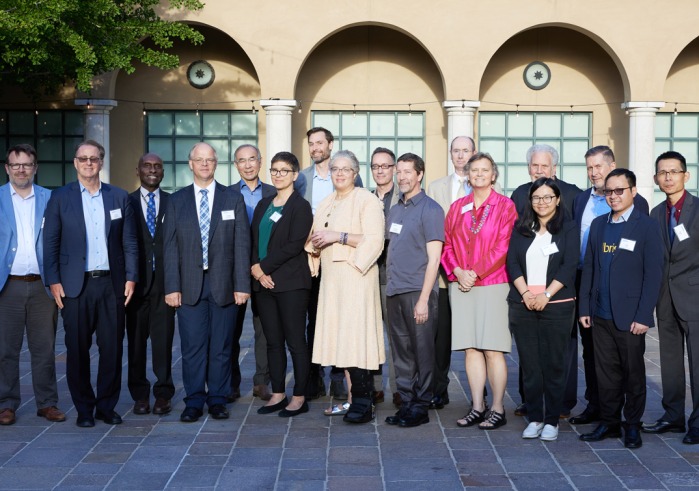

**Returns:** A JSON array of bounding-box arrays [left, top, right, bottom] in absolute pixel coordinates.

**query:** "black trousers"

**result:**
[[577, 270, 599, 413], [231, 294, 270, 391], [592, 317, 646, 426], [346, 367, 374, 399], [126, 277, 175, 401], [433, 288, 452, 398], [257, 289, 311, 397]]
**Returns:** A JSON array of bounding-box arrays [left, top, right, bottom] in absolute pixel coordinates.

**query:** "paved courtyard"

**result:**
[[1, 310, 699, 490]]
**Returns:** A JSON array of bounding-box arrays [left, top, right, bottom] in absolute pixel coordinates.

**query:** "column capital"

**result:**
[[443, 100, 480, 112], [260, 99, 298, 109], [621, 101, 664, 111], [74, 99, 118, 112]]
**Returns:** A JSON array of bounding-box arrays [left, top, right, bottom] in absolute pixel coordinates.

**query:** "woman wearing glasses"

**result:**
[[252, 152, 314, 417], [306, 150, 385, 423], [506, 177, 579, 441]]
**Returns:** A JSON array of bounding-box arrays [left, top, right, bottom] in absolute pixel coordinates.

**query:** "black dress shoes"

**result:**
[[180, 406, 203, 423], [152, 398, 172, 415], [399, 412, 429, 428], [641, 419, 686, 434], [514, 403, 527, 416], [569, 408, 600, 425], [76, 414, 95, 428], [343, 398, 375, 424], [208, 404, 229, 420], [257, 397, 289, 415], [579, 423, 622, 442], [226, 388, 241, 403], [279, 401, 309, 417], [95, 410, 123, 425], [385, 409, 406, 425], [624, 425, 642, 449], [429, 394, 449, 410], [682, 427, 699, 444], [133, 400, 150, 415]]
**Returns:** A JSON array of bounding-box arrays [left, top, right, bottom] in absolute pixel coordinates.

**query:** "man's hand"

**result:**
[[124, 281, 136, 306], [413, 298, 429, 325], [49, 283, 65, 309], [579, 316, 591, 328], [234, 292, 250, 305], [630, 322, 649, 335], [165, 292, 182, 308]]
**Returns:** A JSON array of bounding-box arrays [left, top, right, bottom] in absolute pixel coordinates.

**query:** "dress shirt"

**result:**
[[80, 182, 109, 271], [579, 189, 610, 267], [9, 184, 40, 275], [138, 186, 160, 219], [665, 190, 687, 224], [239, 179, 263, 224], [450, 173, 472, 202], [525, 231, 552, 291], [608, 205, 634, 224], [311, 167, 333, 214], [193, 180, 217, 217]]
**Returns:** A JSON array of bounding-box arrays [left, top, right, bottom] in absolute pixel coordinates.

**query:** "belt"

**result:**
[[8, 274, 42, 282], [86, 270, 110, 278]]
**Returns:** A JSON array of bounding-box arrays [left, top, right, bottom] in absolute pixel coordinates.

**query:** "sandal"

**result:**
[[478, 409, 507, 430], [456, 408, 487, 427], [324, 402, 350, 416]]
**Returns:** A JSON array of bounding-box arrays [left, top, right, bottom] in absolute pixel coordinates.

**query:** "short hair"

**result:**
[[188, 142, 218, 161], [397, 152, 425, 174], [371, 147, 395, 163], [330, 150, 359, 173], [6, 143, 37, 164], [234, 144, 261, 161], [515, 177, 565, 237], [605, 168, 636, 188], [584, 145, 615, 163], [526, 144, 559, 167], [271, 151, 300, 173], [138, 153, 163, 166], [655, 150, 687, 173], [76, 139, 105, 160], [450, 136, 475, 152], [465, 152, 499, 182], [306, 127, 334, 143]]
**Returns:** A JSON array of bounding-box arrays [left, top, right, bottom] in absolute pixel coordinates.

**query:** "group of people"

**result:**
[[1, 131, 698, 452]]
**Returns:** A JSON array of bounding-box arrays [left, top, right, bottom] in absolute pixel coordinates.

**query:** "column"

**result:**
[[621, 101, 664, 205], [74, 99, 118, 183], [443, 100, 480, 174], [260, 99, 297, 162]]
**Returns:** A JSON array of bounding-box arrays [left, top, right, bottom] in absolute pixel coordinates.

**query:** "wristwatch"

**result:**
[[544, 291, 551, 299]]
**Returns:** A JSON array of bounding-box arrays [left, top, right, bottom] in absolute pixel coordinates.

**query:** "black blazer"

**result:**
[[506, 219, 579, 303], [572, 187, 649, 229], [129, 189, 169, 297], [251, 190, 313, 293]]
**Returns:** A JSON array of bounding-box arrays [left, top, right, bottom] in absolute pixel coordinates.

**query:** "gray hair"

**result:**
[[330, 150, 360, 173], [234, 144, 261, 161], [189, 142, 218, 161], [526, 144, 559, 166], [465, 152, 500, 183]]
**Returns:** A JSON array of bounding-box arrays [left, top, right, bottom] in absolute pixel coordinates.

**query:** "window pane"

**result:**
[[655, 140, 670, 159], [341, 113, 367, 137], [175, 163, 192, 187], [396, 140, 422, 156], [562, 141, 589, 164], [655, 114, 671, 138], [176, 138, 200, 160], [369, 140, 397, 156], [0, 112, 7, 134], [313, 113, 340, 135], [160, 168, 174, 189], [215, 163, 231, 185], [563, 114, 590, 137], [674, 115, 698, 138], [507, 114, 534, 138], [38, 113, 61, 136], [175, 113, 200, 135], [686, 164, 698, 190], [397, 113, 422, 137], [480, 113, 506, 138], [231, 113, 256, 136], [203, 113, 229, 136], [507, 165, 530, 190], [507, 140, 532, 164], [479, 140, 505, 163], [148, 139, 173, 161], [341, 140, 368, 161], [37, 163, 63, 188], [65, 165, 77, 183], [37, 137, 62, 160], [560, 165, 588, 190], [207, 139, 230, 162], [536, 114, 560, 138], [64, 137, 83, 160], [232, 139, 257, 156], [9, 111, 33, 134], [673, 141, 698, 164], [148, 113, 173, 136], [65, 112, 83, 135], [370, 114, 395, 137]]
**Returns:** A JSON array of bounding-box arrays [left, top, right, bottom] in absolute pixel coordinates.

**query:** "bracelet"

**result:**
[[340, 232, 348, 245], [521, 290, 529, 297]]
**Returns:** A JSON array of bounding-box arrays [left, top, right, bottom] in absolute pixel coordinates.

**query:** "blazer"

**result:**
[[230, 180, 277, 200], [572, 187, 649, 228], [251, 190, 313, 293], [128, 189, 169, 297], [652, 191, 699, 321], [505, 219, 579, 303], [0, 183, 52, 295], [511, 177, 583, 218], [43, 181, 139, 298], [163, 182, 251, 307], [579, 207, 664, 331], [300, 164, 363, 204]]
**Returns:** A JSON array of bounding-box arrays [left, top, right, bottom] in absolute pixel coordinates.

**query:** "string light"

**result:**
[[142, 103, 146, 116], [251, 100, 256, 114], [461, 99, 465, 109], [297, 100, 302, 114], [353, 104, 356, 117], [196, 103, 199, 116], [516, 104, 519, 117], [570, 105, 574, 118], [674, 102, 678, 115], [408, 103, 412, 116]]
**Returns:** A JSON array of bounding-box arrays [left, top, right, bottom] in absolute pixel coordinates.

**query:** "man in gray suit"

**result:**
[[163, 142, 251, 423], [643, 151, 699, 444]]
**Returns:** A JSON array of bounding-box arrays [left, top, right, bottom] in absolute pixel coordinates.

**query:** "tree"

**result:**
[[0, 0, 205, 96]]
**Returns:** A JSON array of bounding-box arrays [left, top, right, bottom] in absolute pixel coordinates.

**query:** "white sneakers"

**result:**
[[522, 422, 558, 441]]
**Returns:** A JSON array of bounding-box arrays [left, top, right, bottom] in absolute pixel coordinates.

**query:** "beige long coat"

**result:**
[[306, 188, 385, 370]]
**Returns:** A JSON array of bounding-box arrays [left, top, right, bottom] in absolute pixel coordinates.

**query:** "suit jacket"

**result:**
[[573, 187, 649, 229], [505, 220, 579, 303], [230, 180, 277, 201], [128, 189, 169, 297], [43, 181, 138, 298], [579, 207, 663, 331], [652, 191, 699, 321], [251, 190, 313, 293], [163, 182, 251, 306], [0, 183, 52, 295], [511, 178, 582, 218], [300, 164, 363, 204]]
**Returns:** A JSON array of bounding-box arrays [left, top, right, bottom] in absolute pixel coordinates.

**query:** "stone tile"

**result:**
[[120, 446, 188, 472], [382, 458, 457, 481], [278, 468, 327, 481], [328, 446, 379, 464], [568, 474, 624, 489], [182, 455, 228, 466], [558, 461, 612, 476], [499, 456, 558, 473], [509, 473, 572, 490], [227, 447, 283, 467], [217, 466, 277, 489], [82, 451, 133, 464], [456, 461, 506, 475], [106, 471, 171, 490], [379, 441, 452, 459], [234, 434, 285, 448], [56, 474, 112, 487], [327, 476, 385, 491], [284, 436, 329, 449], [0, 466, 69, 489], [187, 442, 234, 456], [327, 462, 381, 477], [459, 474, 512, 488], [386, 479, 464, 490], [617, 475, 665, 489], [4, 447, 85, 467], [276, 480, 326, 491], [329, 432, 377, 446], [70, 463, 124, 475], [168, 465, 222, 487], [32, 432, 102, 449], [281, 458, 327, 470], [657, 472, 699, 486]]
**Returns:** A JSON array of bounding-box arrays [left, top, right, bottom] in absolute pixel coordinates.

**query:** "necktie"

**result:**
[[200, 189, 210, 269], [669, 206, 677, 244], [456, 179, 466, 199], [146, 192, 156, 237]]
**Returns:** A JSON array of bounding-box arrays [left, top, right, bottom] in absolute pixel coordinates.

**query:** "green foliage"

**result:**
[[0, 0, 204, 95]]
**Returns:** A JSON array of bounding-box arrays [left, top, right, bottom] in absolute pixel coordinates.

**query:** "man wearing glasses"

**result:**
[[643, 151, 699, 444], [578, 168, 663, 449], [44, 140, 138, 428], [0, 144, 64, 426]]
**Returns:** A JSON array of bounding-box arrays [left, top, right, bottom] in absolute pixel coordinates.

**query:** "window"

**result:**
[[146, 111, 258, 191], [311, 111, 425, 188], [655, 113, 699, 203], [0, 110, 84, 188], [478, 112, 591, 196]]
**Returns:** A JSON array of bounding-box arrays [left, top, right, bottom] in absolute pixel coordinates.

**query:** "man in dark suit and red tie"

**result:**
[[126, 153, 176, 417], [43, 140, 139, 428], [163, 142, 251, 423]]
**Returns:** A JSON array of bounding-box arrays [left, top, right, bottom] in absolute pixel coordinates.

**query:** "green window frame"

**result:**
[[654, 113, 699, 204]]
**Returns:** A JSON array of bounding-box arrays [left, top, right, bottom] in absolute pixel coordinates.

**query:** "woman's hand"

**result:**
[[454, 268, 477, 292], [251, 263, 264, 280], [311, 230, 339, 249], [530, 293, 550, 311], [521, 291, 537, 310], [259, 274, 275, 290]]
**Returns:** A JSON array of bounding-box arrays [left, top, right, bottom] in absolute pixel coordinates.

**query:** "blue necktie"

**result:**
[[146, 192, 156, 237], [669, 206, 677, 244], [199, 189, 210, 269]]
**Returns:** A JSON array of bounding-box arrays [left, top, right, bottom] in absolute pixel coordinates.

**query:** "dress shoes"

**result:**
[[226, 388, 241, 403], [399, 411, 429, 428], [429, 394, 450, 410], [133, 400, 151, 415], [279, 401, 309, 417], [95, 410, 123, 425], [152, 398, 172, 415], [568, 408, 600, 425], [37, 406, 66, 422], [683, 427, 699, 444], [385, 409, 406, 426], [641, 419, 685, 434], [76, 414, 95, 428], [514, 403, 527, 416], [180, 406, 203, 423], [624, 425, 642, 449], [579, 423, 621, 442], [0, 408, 16, 425], [253, 384, 272, 401], [343, 398, 375, 424], [257, 397, 289, 415], [392, 392, 402, 408], [208, 404, 229, 420], [329, 379, 348, 400], [373, 391, 385, 404]]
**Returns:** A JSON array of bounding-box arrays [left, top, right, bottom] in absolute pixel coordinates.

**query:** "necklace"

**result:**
[[469, 204, 490, 234]]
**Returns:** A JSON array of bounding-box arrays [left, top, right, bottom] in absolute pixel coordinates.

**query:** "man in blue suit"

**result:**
[[578, 168, 663, 449], [163, 142, 251, 423], [0, 144, 64, 426], [43, 140, 139, 428]]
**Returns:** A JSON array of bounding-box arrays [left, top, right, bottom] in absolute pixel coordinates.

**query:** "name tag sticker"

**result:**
[[221, 210, 235, 220], [619, 238, 636, 251], [675, 223, 689, 242], [461, 203, 474, 214], [542, 242, 559, 256], [110, 209, 122, 220], [270, 211, 282, 223], [41, 217, 45, 229], [389, 223, 403, 234]]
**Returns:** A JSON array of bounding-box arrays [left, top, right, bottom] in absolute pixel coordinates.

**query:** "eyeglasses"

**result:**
[[235, 157, 260, 165], [191, 157, 217, 165], [451, 149, 474, 155], [330, 167, 355, 175], [75, 156, 101, 164], [603, 187, 630, 196], [7, 163, 36, 170], [370, 164, 395, 171], [531, 195, 556, 204], [655, 169, 685, 178], [269, 168, 294, 177]]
